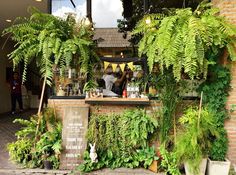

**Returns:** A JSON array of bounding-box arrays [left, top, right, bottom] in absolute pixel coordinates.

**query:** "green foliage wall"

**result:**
[[198, 62, 231, 161], [78, 109, 158, 172]]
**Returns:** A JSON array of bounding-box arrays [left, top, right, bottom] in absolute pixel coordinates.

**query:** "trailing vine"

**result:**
[[79, 109, 158, 172]]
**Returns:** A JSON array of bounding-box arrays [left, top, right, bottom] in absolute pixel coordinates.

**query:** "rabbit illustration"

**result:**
[[89, 143, 98, 163]]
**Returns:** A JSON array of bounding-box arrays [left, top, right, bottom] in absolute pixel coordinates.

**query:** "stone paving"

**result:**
[[0, 110, 37, 169]]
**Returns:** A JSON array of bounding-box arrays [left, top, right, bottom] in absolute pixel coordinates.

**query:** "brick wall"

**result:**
[[213, 0, 236, 165], [226, 62, 236, 164], [89, 101, 161, 115], [48, 99, 89, 120], [213, 0, 236, 24], [48, 99, 161, 119]]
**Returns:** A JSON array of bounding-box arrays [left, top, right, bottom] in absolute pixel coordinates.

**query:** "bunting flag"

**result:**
[[127, 62, 134, 71], [119, 63, 126, 72], [104, 61, 110, 70], [112, 63, 118, 72], [103, 61, 135, 72]]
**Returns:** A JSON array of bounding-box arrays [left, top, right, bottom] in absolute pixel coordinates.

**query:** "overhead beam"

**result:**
[[87, 0, 92, 22]]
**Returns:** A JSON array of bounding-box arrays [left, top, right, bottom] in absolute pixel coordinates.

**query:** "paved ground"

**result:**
[[0, 110, 37, 169]]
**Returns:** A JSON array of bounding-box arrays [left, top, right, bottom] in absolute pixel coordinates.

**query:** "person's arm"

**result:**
[[114, 71, 126, 86]]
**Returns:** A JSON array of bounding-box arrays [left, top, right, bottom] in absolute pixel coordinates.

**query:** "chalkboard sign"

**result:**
[[60, 106, 89, 169]]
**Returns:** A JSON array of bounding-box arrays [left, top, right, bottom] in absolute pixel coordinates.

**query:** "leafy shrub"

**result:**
[[174, 107, 218, 174], [7, 108, 62, 169], [160, 146, 181, 175], [198, 64, 231, 161], [78, 109, 158, 172], [7, 139, 33, 167], [209, 128, 228, 161]]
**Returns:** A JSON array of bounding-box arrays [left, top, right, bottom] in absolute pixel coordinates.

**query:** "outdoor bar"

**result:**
[[48, 56, 163, 169], [4, 0, 236, 174]]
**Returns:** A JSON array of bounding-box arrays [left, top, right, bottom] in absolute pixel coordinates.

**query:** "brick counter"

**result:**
[[48, 98, 160, 170]]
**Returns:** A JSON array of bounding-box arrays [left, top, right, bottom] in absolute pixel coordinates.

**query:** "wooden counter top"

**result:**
[[85, 97, 150, 105]]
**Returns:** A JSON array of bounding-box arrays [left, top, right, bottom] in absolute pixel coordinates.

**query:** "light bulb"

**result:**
[[84, 17, 91, 26], [145, 17, 151, 24]]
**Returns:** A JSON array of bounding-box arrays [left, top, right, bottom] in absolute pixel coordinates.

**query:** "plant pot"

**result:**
[[206, 158, 230, 175], [149, 87, 157, 96], [149, 160, 158, 173], [43, 160, 53, 170], [184, 158, 207, 175]]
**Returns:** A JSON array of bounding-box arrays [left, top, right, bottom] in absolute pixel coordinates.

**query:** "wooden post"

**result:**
[[37, 76, 46, 115], [198, 91, 203, 130], [34, 76, 47, 143]]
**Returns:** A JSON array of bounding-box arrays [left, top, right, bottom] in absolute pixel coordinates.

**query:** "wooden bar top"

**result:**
[[85, 97, 150, 105]]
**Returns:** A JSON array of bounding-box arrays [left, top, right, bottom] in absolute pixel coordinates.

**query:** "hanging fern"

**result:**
[[2, 7, 98, 86], [133, 2, 236, 80]]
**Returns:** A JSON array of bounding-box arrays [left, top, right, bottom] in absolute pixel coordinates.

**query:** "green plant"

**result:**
[[78, 109, 158, 172], [160, 146, 181, 175], [7, 139, 33, 167], [35, 122, 62, 167], [198, 63, 231, 161], [133, 2, 236, 81], [13, 116, 40, 139], [2, 8, 99, 115], [209, 128, 228, 161], [135, 146, 159, 169], [2, 8, 98, 85], [7, 108, 62, 169], [78, 146, 159, 172], [175, 107, 218, 174], [156, 70, 182, 144]]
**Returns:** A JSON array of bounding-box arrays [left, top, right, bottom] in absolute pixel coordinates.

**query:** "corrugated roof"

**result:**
[[93, 28, 131, 48]]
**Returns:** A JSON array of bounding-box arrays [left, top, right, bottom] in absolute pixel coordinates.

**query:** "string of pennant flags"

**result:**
[[104, 61, 134, 72]]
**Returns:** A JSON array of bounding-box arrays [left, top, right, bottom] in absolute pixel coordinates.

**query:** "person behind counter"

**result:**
[[123, 67, 134, 89], [97, 78, 118, 97], [102, 66, 126, 95]]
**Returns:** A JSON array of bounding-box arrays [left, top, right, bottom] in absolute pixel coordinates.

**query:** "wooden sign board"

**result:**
[[60, 106, 89, 169]]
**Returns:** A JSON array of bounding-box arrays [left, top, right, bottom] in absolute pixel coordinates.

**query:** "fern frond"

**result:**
[[134, 2, 236, 80]]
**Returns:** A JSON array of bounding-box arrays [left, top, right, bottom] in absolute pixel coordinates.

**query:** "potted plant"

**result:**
[[206, 128, 230, 175], [174, 106, 218, 175], [42, 154, 53, 170], [197, 64, 232, 175], [36, 121, 62, 169]]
